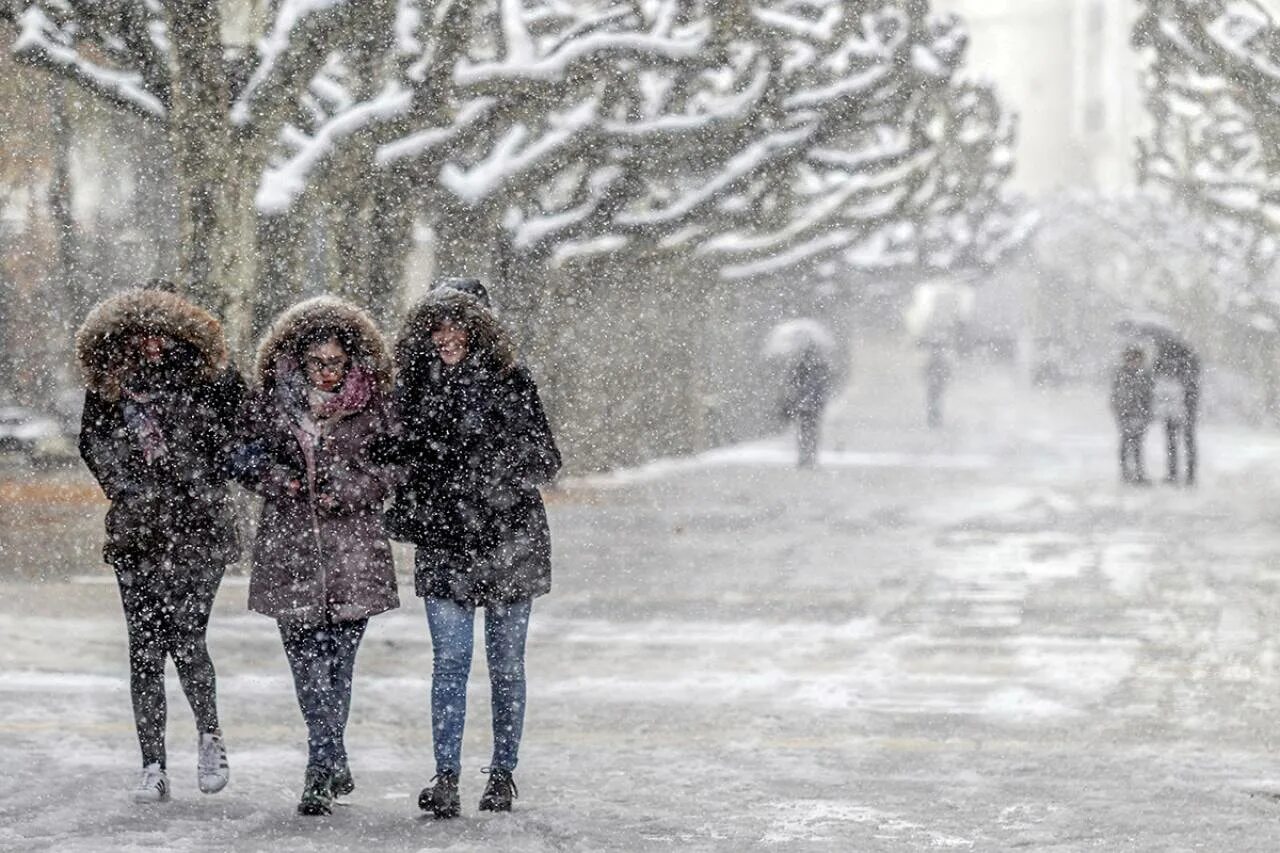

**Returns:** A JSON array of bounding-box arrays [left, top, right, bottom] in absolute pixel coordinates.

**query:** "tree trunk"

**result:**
[[365, 173, 414, 324], [167, 4, 259, 354]]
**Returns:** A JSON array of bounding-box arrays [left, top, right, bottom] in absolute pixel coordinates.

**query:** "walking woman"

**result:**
[[387, 280, 561, 818], [76, 286, 243, 803], [235, 297, 398, 815]]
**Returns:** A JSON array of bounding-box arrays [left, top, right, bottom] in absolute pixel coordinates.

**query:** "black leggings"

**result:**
[[115, 557, 224, 768]]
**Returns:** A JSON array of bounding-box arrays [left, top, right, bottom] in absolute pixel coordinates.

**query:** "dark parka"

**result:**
[[388, 291, 561, 605], [1151, 338, 1201, 422], [1110, 361, 1154, 434], [780, 345, 833, 420], [76, 289, 245, 568], [238, 297, 399, 624]]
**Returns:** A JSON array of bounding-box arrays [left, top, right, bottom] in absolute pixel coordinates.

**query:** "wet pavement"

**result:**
[[4, 338, 1280, 850]]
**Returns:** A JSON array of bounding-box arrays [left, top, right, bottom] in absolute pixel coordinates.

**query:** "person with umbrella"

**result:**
[[1110, 344, 1154, 484], [1115, 318, 1201, 485], [765, 319, 837, 468]]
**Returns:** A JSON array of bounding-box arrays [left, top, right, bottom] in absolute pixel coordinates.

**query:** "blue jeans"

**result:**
[[279, 619, 367, 773], [426, 597, 532, 774]]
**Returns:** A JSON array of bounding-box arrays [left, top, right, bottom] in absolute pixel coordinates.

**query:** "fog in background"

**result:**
[[6, 4, 1280, 848]]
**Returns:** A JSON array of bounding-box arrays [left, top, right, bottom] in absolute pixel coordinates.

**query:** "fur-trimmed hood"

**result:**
[[76, 289, 229, 400], [255, 296, 393, 390], [395, 289, 516, 380]]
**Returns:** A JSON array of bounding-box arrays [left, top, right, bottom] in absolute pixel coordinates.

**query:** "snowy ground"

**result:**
[[5, 337, 1280, 851]]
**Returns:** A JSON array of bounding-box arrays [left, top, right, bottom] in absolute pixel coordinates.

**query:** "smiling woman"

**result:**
[[386, 281, 561, 818]]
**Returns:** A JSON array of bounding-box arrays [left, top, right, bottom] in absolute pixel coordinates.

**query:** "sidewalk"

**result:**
[[4, 336, 1280, 851]]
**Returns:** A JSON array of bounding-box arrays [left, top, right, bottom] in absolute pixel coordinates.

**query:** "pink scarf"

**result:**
[[309, 363, 374, 420]]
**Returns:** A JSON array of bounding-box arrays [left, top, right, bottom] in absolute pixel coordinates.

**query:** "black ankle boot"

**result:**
[[330, 762, 354, 798], [418, 770, 460, 819], [298, 766, 333, 816], [478, 767, 517, 813]]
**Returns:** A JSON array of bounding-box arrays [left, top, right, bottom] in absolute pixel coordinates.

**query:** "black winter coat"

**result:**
[[1152, 339, 1201, 421], [80, 365, 245, 568], [780, 347, 833, 419], [1110, 363, 1154, 432], [389, 361, 561, 605], [76, 289, 245, 570]]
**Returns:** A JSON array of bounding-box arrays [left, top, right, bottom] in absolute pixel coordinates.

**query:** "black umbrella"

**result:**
[[1113, 315, 1200, 381]]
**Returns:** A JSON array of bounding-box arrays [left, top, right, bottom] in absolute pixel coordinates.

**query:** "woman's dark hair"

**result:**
[[293, 324, 358, 364], [396, 293, 516, 389]]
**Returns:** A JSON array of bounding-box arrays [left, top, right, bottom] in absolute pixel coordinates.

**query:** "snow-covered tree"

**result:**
[[2, 2, 1019, 339], [1134, 0, 1280, 298]]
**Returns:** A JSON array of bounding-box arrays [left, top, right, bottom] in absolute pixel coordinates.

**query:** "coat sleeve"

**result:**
[[208, 367, 248, 484], [492, 367, 561, 486], [78, 390, 138, 501], [229, 392, 304, 500], [318, 402, 396, 513]]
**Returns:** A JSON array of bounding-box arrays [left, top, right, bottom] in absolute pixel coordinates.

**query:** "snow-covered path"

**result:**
[[5, 338, 1280, 851]]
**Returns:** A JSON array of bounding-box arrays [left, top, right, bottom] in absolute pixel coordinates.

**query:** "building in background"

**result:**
[[935, 0, 1146, 194]]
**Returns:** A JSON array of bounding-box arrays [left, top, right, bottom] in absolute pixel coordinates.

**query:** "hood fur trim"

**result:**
[[255, 296, 393, 390], [395, 289, 516, 377], [75, 289, 228, 399]]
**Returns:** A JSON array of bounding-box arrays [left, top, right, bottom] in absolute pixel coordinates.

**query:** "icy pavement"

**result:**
[[5, 341, 1280, 851]]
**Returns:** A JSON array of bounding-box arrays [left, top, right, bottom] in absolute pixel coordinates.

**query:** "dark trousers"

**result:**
[[1119, 426, 1146, 482], [279, 618, 367, 773], [115, 557, 224, 768], [1164, 418, 1197, 484], [926, 380, 945, 428], [796, 409, 821, 468]]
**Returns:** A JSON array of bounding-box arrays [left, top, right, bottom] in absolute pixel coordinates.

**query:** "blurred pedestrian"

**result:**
[[1152, 373, 1188, 484], [1110, 346, 1154, 484], [1152, 339, 1200, 485], [76, 287, 243, 803], [386, 282, 561, 818], [234, 297, 398, 816], [779, 342, 833, 468], [924, 344, 952, 429]]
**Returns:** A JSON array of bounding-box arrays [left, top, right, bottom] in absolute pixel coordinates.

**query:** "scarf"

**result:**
[[121, 387, 169, 465], [273, 355, 377, 498]]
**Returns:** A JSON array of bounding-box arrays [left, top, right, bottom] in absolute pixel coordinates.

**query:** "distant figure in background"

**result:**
[[780, 342, 833, 468], [1152, 373, 1188, 484], [1152, 339, 1200, 485], [924, 344, 952, 429], [1110, 346, 1154, 484]]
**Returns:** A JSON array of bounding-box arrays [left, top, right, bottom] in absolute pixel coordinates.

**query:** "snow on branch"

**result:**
[[12, 6, 166, 120], [751, 4, 841, 42], [602, 58, 770, 138], [509, 165, 625, 249], [783, 66, 890, 110], [232, 0, 350, 126], [454, 28, 706, 88], [257, 81, 413, 215], [439, 97, 599, 206], [615, 123, 817, 230], [701, 152, 926, 257], [718, 229, 857, 281], [375, 97, 496, 166]]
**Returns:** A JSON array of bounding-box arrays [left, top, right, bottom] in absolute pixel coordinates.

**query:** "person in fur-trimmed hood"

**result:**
[[234, 295, 398, 816], [76, 286, 243, 804], [387, 281, 561, 818]]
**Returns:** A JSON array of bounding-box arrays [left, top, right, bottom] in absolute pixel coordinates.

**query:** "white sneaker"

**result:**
[[134, 763, 170, 804], [197, 730, 230, 794]]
